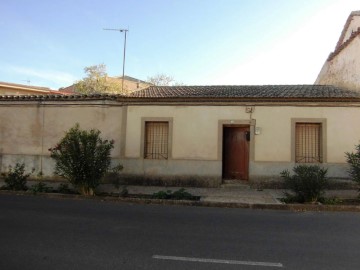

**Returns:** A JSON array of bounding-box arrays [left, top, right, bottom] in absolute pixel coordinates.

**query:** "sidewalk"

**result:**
[[2, 180, 359, 209], [103, 185, 359, 205]]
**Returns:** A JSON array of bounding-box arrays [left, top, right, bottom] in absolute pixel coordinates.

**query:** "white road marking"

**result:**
[[152, 255, 283, 268]]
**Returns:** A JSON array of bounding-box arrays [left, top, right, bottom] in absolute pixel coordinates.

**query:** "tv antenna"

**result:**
[[103, 28, 129, 92]]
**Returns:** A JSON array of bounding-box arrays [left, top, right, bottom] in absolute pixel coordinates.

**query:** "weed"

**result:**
[[57, 183, 73, 194], [30, 182, 52, 194], [152, 190, 172, 199], [152, 188, 195, 200], [1, 163, 34, 191], [119, 186, 129, 197]]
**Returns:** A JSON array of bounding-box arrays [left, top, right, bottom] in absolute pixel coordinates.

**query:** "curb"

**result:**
[[1, 190, 360, 212]]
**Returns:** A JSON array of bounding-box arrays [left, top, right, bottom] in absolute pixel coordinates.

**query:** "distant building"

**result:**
[[0, 81, 67, 95], [315, 11, 360, 91], [59, 75, 151, 94], [118, 76, 152, 92]]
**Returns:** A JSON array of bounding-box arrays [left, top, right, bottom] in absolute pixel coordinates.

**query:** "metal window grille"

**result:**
[[144, 122, 169, 159], [295, 123, 322, 163]]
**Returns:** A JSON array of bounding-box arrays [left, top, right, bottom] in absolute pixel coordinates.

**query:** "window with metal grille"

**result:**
[[144, 122, 169, 159], [295, 123, 322, 163]]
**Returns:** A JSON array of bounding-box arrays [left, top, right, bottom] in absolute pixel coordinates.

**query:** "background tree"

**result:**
[[49, 124, 116, 195], [74, 64, 127, 94], [147, 73, 183, 86]]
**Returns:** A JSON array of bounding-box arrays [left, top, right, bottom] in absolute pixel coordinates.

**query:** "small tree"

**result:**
[[49, 124, 114, 195], [345, 144, 360, 186], [147, 73, 184, 86], [74, 64, 128, 94], [281, 165, 328, 203]]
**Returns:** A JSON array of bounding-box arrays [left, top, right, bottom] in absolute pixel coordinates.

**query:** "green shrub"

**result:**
[[108, 164, 125, 196], [171, 188, 193, 200], [319, 197, 343, 205], [1, 163, 34, 191], [280, 165, 328, 203], [345, 144, 360, 186], [57, 183, 73, 194], [49, 124, 115, 196], [152, 188, 194, 200], [152, 190, 172, 199], [30, 182, 51, 194], [119, 186, 129, 197]]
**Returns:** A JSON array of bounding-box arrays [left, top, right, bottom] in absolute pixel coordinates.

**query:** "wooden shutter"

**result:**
[[144, 122, 169, 159], [295, 123, 322, 163]]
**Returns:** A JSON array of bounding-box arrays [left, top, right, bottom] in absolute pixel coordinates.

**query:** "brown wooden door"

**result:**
[[222, 126, 250, 180]]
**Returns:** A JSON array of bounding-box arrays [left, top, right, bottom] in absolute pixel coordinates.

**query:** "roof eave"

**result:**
[[122, 96, 360, 103]]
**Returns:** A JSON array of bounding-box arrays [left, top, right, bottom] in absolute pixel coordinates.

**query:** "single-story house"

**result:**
[[0, 84, 359, 187]]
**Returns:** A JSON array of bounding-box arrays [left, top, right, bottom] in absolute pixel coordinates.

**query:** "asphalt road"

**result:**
[[0, 194, 360, 270]]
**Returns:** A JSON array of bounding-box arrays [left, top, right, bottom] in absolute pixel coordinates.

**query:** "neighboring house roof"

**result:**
[[335, 10, 360, 50], [1, 85, 360, 102], [59, 84, 76, 93], [130, 85, 360, 99], [0, 81, 70, 95], [328, 10, 360, 61], [0, 81, 69, 95], [0, 81, 53, 94], [328, 26, 360, 61]]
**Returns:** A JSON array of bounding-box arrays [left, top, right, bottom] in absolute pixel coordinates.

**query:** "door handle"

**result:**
[[245, 131, 250, 141]]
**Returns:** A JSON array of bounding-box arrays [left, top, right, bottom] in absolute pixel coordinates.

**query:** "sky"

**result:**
[[0, 0, 359, 90]]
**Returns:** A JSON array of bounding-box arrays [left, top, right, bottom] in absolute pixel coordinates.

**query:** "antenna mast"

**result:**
[[103, 28, 129, 92]]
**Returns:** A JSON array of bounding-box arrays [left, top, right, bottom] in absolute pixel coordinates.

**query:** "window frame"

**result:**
[[140, 117, 173, 160], [291, 118, 327, 163]]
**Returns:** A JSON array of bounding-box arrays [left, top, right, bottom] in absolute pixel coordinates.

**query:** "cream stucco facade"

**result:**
[[122, 103, 360, 183], [1, 97, 359, 186], [124, 104, 360, 163], [0, 100, 124, 178]]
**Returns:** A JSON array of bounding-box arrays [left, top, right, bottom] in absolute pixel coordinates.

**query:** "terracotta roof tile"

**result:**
[[0, 93, 124, 101], [130, 85, 360, 99], [0, 85, 359, 102]]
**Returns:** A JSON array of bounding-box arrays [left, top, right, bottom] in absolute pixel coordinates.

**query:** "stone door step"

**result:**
[[221, 180, 250, 189]]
